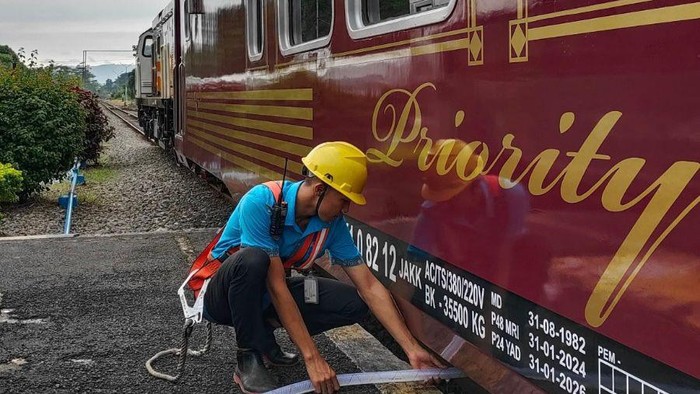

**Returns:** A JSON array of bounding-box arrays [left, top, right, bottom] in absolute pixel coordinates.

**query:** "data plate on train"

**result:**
[[346, 218, 699, 394]]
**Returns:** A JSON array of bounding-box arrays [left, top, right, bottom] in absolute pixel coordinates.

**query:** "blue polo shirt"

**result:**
[[212, 180, 362, 267]]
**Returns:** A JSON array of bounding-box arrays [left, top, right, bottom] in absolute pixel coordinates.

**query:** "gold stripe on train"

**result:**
[[327, 37, 470, 68], [187, 119, 313, 157], [410, 38, 470, 57], [187, 108, 313, 140], [527, 0, 652, 23], [185, 100, 313, 121], [192, 88, 312, 101], [188, 135, 285, 181], [334, 28, 470, 58], [188, 128, 304, 175], [529, 3, 700, 41]]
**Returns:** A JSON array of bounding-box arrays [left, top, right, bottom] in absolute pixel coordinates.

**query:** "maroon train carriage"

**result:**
[[134, 1, 700, 392]]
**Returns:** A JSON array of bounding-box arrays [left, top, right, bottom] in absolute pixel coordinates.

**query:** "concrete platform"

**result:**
[[0, 230, 404, 393]]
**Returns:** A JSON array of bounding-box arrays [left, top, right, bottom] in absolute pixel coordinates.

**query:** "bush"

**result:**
[[0, 65, 85, 198], [73, 88, 115, 164], [0, 162, 23, 202]]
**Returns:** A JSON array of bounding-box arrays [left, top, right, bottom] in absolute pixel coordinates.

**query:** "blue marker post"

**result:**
[[60, 160, 81, 234]]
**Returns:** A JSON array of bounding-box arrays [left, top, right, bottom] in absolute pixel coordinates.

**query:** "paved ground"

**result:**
[[0, 110, 455, 393], [0, 230, 378, 393]]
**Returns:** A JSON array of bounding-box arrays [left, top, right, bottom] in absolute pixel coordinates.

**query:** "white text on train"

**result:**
[[424, 261, 485, 309]]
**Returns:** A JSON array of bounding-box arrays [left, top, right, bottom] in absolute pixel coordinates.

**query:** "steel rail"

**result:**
[[101, 102, 144, 136]]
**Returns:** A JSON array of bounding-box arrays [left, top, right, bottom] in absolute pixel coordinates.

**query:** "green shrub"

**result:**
[[0, 65, 85, 199], [0, 162, 23, 202], [73, 88, 115, 164]]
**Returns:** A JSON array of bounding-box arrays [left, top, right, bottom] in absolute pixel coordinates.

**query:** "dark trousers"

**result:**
[[203, 247, 369, 353]]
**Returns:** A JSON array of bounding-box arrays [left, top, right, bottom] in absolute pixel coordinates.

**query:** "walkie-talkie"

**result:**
[[269, 158, 288, 240]]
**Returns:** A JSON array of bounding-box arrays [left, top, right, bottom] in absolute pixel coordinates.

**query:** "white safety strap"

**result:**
[[177, 269, 210, 324]]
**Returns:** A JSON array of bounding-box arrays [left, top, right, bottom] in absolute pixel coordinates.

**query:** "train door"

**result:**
[[136, 31, 154, 97], [175, 0, 203, 165]]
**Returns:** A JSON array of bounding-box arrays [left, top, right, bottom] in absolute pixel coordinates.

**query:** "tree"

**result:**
[[0, 45, 20, 69], [109, 70, 135, 100]]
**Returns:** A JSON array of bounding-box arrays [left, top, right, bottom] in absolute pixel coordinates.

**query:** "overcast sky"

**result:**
[[0, 0, 169, 66]]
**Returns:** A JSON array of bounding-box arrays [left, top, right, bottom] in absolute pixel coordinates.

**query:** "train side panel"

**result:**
[[172, 1, 700, 392]]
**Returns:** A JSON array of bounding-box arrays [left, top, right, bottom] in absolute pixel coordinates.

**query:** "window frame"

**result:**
[[277, 0, 334, 56], [246, 0, 265, 61], [345, 0, 456, 40]]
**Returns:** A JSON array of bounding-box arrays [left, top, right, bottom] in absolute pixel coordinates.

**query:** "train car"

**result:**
[[134, 2, 177, 148], [135, 1, 700, 392]]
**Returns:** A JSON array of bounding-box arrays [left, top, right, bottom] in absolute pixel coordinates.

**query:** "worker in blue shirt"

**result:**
[[202, 142, 443, 393]]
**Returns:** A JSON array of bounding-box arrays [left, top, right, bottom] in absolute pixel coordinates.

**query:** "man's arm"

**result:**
[[266, 257, 339, 394], [343, 263, 445, 370]]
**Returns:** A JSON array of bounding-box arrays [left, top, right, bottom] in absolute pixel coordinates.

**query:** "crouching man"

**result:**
[[204, 141, 443, 393]]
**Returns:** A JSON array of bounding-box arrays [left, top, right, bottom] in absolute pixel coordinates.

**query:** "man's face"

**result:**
[[316, 185, 351, 222]]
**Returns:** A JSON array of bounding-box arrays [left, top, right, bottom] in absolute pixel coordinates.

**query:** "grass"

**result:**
[[84, 165, 116, 184], [39, 158, 117, 206]]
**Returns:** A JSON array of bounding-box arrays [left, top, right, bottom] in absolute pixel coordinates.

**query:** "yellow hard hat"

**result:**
[[302, 141, 368, 205]]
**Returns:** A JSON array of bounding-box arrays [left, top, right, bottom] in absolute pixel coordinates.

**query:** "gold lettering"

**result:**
[[366, 84, 699, 327], [586, 161, 699, 326], [561, 112, 617, 203], [366, 82, 436, 167], [455, 141, 487, 181], [496, 134, 563, 193]]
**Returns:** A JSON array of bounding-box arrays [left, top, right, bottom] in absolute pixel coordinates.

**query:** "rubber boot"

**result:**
[[264, 345, 300, 367], [233, 350, 279, 393]]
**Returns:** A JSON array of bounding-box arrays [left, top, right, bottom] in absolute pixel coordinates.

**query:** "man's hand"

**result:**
[[407, 345, 446, 385], [407, 345, 445, 370], [304, 353, 340, 394]]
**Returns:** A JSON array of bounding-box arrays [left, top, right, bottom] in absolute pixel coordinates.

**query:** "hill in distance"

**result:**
[[89, 64, 135, 84]]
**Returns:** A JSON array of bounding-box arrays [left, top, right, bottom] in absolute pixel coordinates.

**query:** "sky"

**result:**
[[0, 0, 170, 66]]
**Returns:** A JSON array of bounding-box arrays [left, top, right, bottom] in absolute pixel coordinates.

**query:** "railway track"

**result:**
[[101, 100, 233, 199], [101, 101, 144, 136]]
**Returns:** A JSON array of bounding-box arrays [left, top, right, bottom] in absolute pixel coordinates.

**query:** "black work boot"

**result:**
[[264, 345, 300, 367], [234, 350, 279, 393]]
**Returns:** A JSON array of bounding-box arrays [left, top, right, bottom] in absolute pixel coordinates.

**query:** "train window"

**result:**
[[184, 0, 191, 41], [143, 37, 153, 57], [346, 0, 455, 39], [246, 0, 265, 61], [277, 0, 333, 56], [291, 0, 332, 45]]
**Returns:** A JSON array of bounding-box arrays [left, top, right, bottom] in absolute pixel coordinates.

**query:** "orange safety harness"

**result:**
[[186, 181, 329, 298]]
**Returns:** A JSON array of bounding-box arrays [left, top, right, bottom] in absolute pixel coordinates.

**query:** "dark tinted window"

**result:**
[[290, 0, 332, 45], [363, 0, 448, 25]]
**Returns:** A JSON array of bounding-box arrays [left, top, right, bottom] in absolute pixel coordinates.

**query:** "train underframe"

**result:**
[[136, 98, 175, 150]]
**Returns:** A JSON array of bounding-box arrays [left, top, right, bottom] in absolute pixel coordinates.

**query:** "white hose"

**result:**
[[266, 368, 465, 394]]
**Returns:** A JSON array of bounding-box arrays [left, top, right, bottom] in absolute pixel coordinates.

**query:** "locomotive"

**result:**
[[134, 1, 700, 392], [135, 2, 176, 148]]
